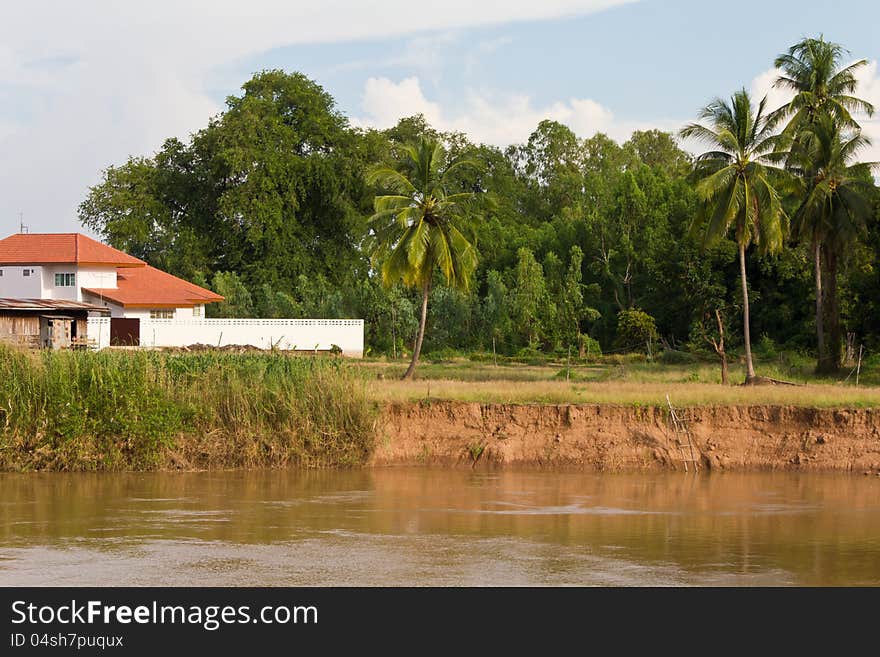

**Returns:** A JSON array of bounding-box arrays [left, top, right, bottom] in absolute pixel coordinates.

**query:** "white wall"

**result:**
[[120, 308, 151, 320], [81, 291, 124, 317], [137, 319, 364, 357], [76, 266, 118, 295], [0, 265, 43, 298], [126, 307, 204, 320], [38, 264, 116, 301], [86, 316, 111, 350], [1, 264, 117, 301], [78, 296, 203, 321], [41, 265, 116, 301]]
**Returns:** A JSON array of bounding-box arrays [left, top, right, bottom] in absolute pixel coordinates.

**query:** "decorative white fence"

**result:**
[[86, 317, 111, 350], [137, 318, 364, 357]]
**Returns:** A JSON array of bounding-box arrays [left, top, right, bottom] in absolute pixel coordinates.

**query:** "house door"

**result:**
[[110, 318, 140, 346]]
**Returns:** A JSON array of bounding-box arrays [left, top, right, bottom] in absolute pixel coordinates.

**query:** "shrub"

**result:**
[[425, 347, 464, 363], [659, 349, 698, 365], [756, 334, 778, 359], [579, 334, 602, 358], [615, 309, 659, 354]]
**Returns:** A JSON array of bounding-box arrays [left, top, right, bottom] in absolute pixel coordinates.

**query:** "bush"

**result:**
[[659, 349, 698, 365], [579, 334, 602, 358], [513, 345, 549, 365], [756, 334, 778, 359], [615, 309, 659, 354], [425, 347, 464, 363]]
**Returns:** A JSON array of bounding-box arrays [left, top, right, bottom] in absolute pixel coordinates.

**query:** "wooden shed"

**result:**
[[0, 299, 109, 349]]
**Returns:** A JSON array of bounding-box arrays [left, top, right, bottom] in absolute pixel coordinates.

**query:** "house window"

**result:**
[[192, 305, 202, 317], [54, 272, 75, 286], [150, 309, 174, 319], [23, 269, 31, 277]]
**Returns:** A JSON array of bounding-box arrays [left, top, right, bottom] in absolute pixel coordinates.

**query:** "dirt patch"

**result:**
[[372, 401, 880, 473]]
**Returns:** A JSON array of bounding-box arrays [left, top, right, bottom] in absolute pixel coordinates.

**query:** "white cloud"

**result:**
[[749, 61, 880, 164], [0, 1, 637, 233], [477, 36, 516, 54], [354, 76, 682, 146]]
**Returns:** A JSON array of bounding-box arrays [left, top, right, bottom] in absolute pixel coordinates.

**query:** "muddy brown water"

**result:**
[[1, 469, 879, 586]]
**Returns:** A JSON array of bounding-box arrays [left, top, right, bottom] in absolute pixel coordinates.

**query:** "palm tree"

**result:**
[[367, 137, 482, 379], [771, 36, 874, 135], [789, 115, 877, 372], [772, 36, 876, 373], [680, 90, 788, 382]]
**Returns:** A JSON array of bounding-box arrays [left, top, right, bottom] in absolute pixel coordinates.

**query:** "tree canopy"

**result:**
[[80, 51, 880, 370]]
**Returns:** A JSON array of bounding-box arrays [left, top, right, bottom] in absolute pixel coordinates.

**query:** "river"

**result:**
[[1, 469, 879, 586]]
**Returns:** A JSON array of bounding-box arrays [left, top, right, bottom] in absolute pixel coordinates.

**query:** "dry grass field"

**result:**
[[361, 357, 880, 407]]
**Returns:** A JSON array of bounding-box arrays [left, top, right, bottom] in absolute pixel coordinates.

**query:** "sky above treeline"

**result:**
[[2, 0, 878, 234]]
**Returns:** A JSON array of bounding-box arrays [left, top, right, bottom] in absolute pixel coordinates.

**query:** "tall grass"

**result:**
[[0, 346, 376, 471]]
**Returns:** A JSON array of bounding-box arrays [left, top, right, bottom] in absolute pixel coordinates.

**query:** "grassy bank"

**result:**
[[360, 356, 880, 408], [0, 346, 376, 471]]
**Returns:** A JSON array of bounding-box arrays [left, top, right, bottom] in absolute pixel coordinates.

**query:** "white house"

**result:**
[[0, 232, 364, 356]]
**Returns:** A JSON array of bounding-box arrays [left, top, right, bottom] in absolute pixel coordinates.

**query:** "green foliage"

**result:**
[[210, 271, 255, 318], [367, 137, 482, 291], [579, 334, 603, 357], [659, 349, 699, 365], [76, 50, 880, 369], [756, 334, 779, 359], [511, 247, 555, 347], [615, 309, 659, 353]]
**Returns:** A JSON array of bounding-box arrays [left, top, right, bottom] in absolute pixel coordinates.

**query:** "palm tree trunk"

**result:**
[[739, 243, 756, 381], [402, 278, 431, 380], [819, 244, 841, 374], [813, 241, 826, 373]]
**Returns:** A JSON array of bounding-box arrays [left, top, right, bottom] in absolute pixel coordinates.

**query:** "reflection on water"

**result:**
[[1, 468, 879, 586]]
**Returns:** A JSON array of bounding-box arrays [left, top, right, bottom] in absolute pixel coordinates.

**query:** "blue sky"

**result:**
[[2, 0, 878, 233], [229, 0, 880, 127]]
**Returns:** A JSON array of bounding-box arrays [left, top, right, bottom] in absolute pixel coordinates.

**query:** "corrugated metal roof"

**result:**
[[0, 298, 110, 313]]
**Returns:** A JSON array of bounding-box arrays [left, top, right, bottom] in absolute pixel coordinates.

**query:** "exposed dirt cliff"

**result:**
[[373, 401, 880, 473]]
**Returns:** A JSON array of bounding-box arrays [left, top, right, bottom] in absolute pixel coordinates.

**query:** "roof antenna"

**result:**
[[18, 213, 28, 234]]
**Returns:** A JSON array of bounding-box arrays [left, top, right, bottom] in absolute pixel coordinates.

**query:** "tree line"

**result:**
[[79, 37, 880, 379]]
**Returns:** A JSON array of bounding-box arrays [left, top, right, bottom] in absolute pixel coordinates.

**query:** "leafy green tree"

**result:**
[[481, 270, 513, 352], [624, 130, 692, 176], [256, 283, 302, 318], [209, 271, 255, 318], [680, 90, 789, 381], [81, 69, 370, 295], [426, 285, 478, 353], [367, 137, 482, 379], [559, 246, 600, 354], [510, 248, 555, 348]]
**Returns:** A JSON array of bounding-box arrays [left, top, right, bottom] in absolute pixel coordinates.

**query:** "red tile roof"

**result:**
[[83, 265, 224, 308], [0, 233, 145, 267]]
